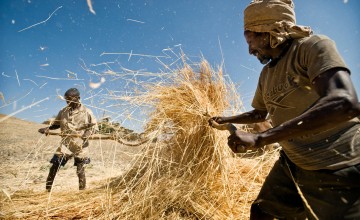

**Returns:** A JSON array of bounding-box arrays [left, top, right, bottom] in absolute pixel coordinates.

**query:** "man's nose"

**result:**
[[248, 47, 255, 55]]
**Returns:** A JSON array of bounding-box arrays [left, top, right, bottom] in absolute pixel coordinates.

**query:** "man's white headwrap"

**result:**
[[244, 0, 312, 48]]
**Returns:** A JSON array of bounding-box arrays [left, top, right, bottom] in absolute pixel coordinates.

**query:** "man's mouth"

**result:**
[[254, 52, 270, 64], [259, 57, 270, 64]]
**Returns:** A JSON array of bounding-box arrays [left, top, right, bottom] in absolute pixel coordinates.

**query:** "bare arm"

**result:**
[[256, 68, 360, 146], [212, 109, 268, 124], [38, 112, 61, 134], [38, 124, 60, 134]]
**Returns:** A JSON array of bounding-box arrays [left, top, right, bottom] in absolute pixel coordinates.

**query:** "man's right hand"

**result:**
[[38, 127, 50, 135], [209, 116, 227, 125]]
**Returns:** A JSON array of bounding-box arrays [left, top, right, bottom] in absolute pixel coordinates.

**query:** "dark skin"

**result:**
[[212, 31, 360, 152], [38, 95, 81, 135]]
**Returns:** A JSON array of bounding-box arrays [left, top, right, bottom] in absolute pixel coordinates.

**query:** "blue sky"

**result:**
[[0, 0, 359, 132]]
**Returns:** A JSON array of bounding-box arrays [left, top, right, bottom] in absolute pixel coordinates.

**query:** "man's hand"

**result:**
[[38, 127, 50, 136], [209, 116, 227, 126], [82, 140, 89, 148], [227, 130, 262, 153], [81, 130, 92, 140]]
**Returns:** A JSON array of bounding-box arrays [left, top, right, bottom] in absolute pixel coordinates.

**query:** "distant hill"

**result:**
[[0, 114, 45, 141], [0, 113, 142, 194]]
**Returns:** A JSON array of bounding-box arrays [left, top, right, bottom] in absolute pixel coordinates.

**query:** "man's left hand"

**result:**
[[82, 140, 89, 148], [81, 130, 92, 140], [227, 130, 261, 153]]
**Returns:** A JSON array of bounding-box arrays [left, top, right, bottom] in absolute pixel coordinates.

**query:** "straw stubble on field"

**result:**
[[0, 60, 278, 219]]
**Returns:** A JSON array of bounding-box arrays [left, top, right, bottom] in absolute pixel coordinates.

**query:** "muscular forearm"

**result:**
[[222, 109, 267, 124], [258, 94, 360, 146]]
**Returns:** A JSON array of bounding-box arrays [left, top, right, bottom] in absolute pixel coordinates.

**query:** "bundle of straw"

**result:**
[[1, 59, 278, 219], [105, 60, 238, 219]]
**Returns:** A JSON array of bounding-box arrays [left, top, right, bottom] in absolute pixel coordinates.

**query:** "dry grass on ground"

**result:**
[[0, 60, 278, 219]]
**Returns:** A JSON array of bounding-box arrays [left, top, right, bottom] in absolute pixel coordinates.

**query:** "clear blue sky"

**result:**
[[1, 0, 359, 132]]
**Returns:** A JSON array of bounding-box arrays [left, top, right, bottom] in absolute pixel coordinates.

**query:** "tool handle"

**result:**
[[44, 131, 147, 146]]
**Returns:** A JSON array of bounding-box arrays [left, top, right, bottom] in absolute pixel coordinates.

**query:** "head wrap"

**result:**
[[64, 88, 80, 97], [244, 0, 312, 48]]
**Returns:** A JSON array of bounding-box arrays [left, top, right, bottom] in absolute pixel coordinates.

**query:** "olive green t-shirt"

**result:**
[[252, 34, 360, 170]]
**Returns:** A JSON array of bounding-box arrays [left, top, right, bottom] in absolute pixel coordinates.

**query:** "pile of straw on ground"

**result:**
[[1, 59, 278, 219]]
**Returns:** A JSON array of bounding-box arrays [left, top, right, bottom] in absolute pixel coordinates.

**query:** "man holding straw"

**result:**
[[211, 0, 360, 219], [38, 88, 97, 192]]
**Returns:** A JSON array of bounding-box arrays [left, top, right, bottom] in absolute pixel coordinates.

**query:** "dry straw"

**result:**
[[1, 59, 278, 219]]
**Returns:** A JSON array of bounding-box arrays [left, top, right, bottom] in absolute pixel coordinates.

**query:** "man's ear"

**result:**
[[263, 33, 271, 43]]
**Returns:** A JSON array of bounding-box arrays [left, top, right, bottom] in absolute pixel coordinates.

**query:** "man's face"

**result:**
[[244, 31, 272, 64], [65, 95, 79, 108]]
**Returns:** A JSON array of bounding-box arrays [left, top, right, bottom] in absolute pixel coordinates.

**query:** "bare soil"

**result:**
[[0, 114, 142, 194]]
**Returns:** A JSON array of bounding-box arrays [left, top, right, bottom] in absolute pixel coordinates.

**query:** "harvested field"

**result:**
[[0, 60, 278, 219]]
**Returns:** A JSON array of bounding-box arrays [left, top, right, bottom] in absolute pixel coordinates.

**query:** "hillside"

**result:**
[[0, 114, 142, 193], [0, 62, 279, 219]]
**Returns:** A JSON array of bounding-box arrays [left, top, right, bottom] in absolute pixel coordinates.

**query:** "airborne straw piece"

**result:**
[[0, 97, 49, 123], [87, 0, 96, 15], [89, 77, 106, 89], [0, 92, 5, 105], [18, 6, 63, 32]]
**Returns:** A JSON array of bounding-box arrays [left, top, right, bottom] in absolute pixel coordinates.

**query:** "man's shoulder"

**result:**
[[295, 34, 332, 46], [80, 105, 97, 122], [58, 106, 68, 113], [80, 104, 94, 114]]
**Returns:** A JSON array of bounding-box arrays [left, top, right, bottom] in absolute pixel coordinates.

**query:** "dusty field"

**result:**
[[0, 113, 278, 219], [0, 114, 142, 194]]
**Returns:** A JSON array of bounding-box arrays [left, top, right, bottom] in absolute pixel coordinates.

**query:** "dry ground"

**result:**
[[0, 114, 278, 219], [0, 114, 142, 194]]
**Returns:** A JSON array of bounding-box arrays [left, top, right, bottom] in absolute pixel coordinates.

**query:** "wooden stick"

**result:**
[[44, 132, 147, 146]]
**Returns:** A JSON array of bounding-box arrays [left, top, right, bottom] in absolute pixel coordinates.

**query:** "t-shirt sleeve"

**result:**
[[88, 109, 97, 124], [302, 35, 349, 82], [53, 110, 62, 126], [251, 79, 267, 111], [87, 109, 98, 132]]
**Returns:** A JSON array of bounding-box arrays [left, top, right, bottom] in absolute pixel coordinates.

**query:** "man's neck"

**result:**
[[269, 39, 293, 66]]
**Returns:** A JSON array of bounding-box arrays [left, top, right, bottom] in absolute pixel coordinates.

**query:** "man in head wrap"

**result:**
[[211, 0, 360, 219], [39, 88, 97, 192]]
